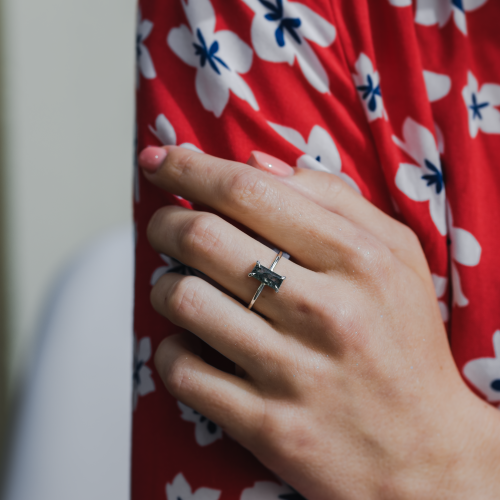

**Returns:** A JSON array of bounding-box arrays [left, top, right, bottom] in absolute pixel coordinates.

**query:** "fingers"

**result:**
[[273, 168, 427, 270], [154, 332, 262, 442], [140, 146, 365, 272], [247, 152, 427, 272], [147, 205, 325, 323], [151, 272, 285, 373]]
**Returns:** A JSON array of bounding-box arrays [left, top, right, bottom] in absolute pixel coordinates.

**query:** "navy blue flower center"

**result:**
[[193, 28, 230, 75], [133, 359, 144, 385], [356, 74, 381, 112], [421, 159, 444, 195], [194, 410, 218, 434], [452, 0, 464, 12], [469, 93, 489, 120], [315, 155, 321, 162], [259, 0, 302, 47], [136, 34, 143, 59], [491, 379, 500, 391]]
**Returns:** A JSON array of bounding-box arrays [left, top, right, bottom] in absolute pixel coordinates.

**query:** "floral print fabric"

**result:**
[[133, 0, 500, 498]]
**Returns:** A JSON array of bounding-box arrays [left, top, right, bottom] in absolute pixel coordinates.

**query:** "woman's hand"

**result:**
[[140, 146, 500, 500]]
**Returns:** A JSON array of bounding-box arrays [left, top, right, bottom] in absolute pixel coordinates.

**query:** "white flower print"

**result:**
[[240, 481, 306, 499], [388, 0, 412, 6], [352, 53, 387, 122], [447, 204, 481, 307], [167, 0, 258, 118], [133, 335, 155, 410], [268, 122, 360, 193], [431, 274, 449, 322], [136, 9, 157, 87], [463, 331, 500, 403], [423, 70, 451, 103], [149, 114, 203, 152], [415, 0, 488, 35], [166, 473, 221, 500], [392, 118, 447, 235], [151, 254, 202, 286], [241, 0, 336, 93], [462, 71, 500, 138], [177, 402, 223, 446]]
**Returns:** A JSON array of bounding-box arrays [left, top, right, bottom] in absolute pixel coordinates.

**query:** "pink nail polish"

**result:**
[[247, 151, 294, 177], [138, 146, 167, 173]]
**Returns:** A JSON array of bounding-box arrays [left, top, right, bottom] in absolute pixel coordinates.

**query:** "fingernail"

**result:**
[[247, 151, 294, 177], [138, 146, 167, 173]]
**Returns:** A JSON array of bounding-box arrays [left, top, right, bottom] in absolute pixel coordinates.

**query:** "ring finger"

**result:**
[[147, 205, 324, 324]]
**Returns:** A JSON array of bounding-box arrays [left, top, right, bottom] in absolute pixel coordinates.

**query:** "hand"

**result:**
[[140, 146, 500, 499]]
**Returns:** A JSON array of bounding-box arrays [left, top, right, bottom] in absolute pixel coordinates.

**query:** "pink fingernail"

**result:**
[[138, 146, 167, 173], [247, 151, 294, 177]]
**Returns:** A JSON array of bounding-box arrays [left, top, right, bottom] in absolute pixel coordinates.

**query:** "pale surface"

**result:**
[[3, 226, 133, 500], [1, 0, 136, 387]]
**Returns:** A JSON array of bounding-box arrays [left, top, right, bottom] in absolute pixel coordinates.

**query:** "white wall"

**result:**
[[1, 0, 136, 388]]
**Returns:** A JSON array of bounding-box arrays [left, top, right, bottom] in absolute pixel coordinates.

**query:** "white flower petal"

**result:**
[[226, 71, 259, 111], [434, 122, 445, 154], [306, 125, 342, 172], [149, 114, 177, 146], [480, 83, 500, 106], [477, 106, 500, 134], [293, 38, 330, 93], [166, 474, 192, 500], [138, 337, 152, 362], [395, 163, 432, 202], [453, 7, 467, 34], [438, 300, 449, 322], [297, 154, 331, 172], [415, 0, 452, 26], [180, 142, 203, 153], [432, 274, 447, 298], [151, 266, 169, 286], [181, 0, 216, 36], [493, 330, 500, 358], [400, 117, 441, 168], [137, 366, 155, 396], [463, 0, 488, 10], [138, 46, 157, 79], [268, 122, 309, 151], [241, 481, 296, 500], [428, 190, 447, 236], [451, 261, 469, 307], [388, 0, 412, 5], [215, 30, 254, 74], [287, 2, 336, 47], [195, 67, 230, 118], [167, 25, 199, 68], [340, 172, 362, 194], [423, 70, 451, 102], [352, 53, 385, 122], [451, 226, 481, 266], [138, 19, 154, 41]]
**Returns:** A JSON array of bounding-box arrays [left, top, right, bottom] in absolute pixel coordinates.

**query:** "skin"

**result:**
[[141, 145, 500, 499]]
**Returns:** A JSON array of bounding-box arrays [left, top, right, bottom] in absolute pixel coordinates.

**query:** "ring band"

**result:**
[[247, 251, 286, 310]]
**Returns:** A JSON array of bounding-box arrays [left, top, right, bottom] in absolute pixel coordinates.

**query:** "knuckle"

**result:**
[[226, 170, 274, 213], [161, 353, 190, 398], [165, 276, 203, 323], [351, 238, 394, 283], [178, 213, 223, 257]]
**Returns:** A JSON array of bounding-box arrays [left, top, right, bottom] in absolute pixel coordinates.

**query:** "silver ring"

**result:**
[[247, 251, 286, 310]]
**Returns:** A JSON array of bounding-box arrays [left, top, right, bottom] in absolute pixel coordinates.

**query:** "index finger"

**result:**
[[140, 146, 367, 273]]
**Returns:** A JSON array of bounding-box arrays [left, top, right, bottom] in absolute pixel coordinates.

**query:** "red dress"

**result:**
[[133, 1, 500, 498]]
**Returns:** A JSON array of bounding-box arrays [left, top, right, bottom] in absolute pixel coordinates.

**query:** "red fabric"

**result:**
[[133, 0, 500, 497]]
